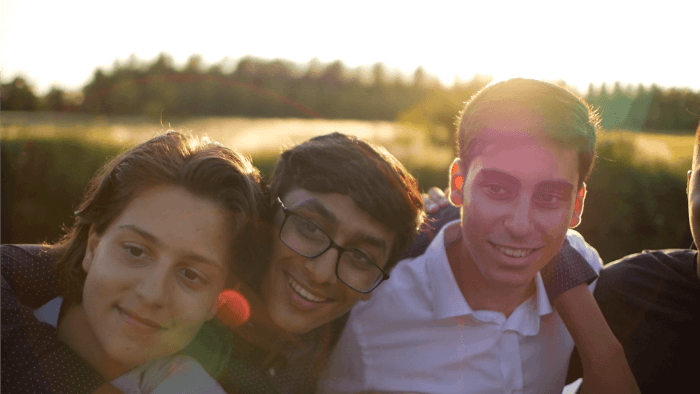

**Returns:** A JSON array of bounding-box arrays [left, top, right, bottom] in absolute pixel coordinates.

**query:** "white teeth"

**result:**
[[288, 277, 327, 303], [495, 245, 536, 258]]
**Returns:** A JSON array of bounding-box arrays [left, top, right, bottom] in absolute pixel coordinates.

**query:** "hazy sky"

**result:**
[[1, 0, 698, 95]]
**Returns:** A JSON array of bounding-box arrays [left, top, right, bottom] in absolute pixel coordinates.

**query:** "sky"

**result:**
[[1, 0, 698, 96]]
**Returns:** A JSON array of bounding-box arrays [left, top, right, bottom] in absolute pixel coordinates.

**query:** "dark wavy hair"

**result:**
[[51, 131, 271, 304], [457, 78, 600, 187], [270, 132, 425, 272]]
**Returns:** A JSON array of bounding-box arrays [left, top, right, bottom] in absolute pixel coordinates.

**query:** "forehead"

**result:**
[[281, 188, 395, 249], [468, 100, 551, 132], [108, 185, 232, 269], [466, 130, 580, 187]]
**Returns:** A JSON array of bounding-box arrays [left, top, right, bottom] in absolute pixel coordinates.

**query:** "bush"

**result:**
[[1, 133, 693, 264]]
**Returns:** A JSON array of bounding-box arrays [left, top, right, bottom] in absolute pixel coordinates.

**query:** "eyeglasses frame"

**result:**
[[276, 197, 390, 294]]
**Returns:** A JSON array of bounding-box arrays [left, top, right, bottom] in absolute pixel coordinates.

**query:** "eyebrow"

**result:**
[[536, 180, 575, 198], [477, 169, 575, 196], [293, 199, 338, 224], [476, 169, 521, 187], [292, 199, 388, 254], [354, 233, 388, 254], [117, 225, 226, 272]]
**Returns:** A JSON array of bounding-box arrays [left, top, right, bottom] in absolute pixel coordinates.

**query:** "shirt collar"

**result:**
[[428, 220, 474, 320], [427, 220, 554, 335]]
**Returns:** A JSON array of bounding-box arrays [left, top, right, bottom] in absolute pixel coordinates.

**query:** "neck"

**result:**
[[447, 240, 536, 318], [57, 302, 131, 380]]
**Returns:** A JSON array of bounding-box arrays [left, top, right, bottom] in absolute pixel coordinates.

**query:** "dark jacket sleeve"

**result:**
[[1, 245, 108, 394], [403, 205, 598, 300]]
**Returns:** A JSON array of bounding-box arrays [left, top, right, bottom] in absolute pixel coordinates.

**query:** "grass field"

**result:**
[[0, 111, 453, 168], [599, 129, 694, 172], [3, 111, 694, 176]]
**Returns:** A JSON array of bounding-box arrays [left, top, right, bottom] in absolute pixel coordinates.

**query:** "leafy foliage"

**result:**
[[1, 132, 692, 264]]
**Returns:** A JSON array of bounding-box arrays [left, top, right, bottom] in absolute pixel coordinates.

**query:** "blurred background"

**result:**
[[2, 0, 698, 264]]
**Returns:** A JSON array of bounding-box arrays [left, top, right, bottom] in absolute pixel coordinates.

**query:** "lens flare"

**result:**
[[215, 289, 251, 328]]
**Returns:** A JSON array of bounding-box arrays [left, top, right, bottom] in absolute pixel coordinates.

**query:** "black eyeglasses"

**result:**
[[276, 197, 390, 293]]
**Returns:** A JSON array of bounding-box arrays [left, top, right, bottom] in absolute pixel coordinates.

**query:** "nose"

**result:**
[[304, 247, 339, 285], [134, 263, 170, 309], [504, 195, 534, 238]]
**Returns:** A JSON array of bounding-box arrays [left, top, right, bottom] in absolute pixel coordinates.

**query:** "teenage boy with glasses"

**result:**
[[276, 197, 389, 294]]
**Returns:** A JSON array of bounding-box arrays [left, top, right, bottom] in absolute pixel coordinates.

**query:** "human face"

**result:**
[[687, 142, 700, 279], [81, 185, 231, 368], [453, 123, 584, 293], [262, 189, 395, 334]]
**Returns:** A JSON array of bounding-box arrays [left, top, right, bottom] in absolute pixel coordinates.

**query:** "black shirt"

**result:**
[[569, 249, 700, 393]]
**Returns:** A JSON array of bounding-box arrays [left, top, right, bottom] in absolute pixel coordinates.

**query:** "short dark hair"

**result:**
[[52, 131, 271, 304], [270, 132, 425, 271], [457, 78, 600, 187]]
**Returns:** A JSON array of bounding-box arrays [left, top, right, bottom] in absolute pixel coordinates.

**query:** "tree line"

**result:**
[[2, 53, 699, 132]]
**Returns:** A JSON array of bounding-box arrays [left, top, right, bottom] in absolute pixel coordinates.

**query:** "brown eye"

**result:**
[[180, 268, 205, 283], [123, 245, 145, 258], [488, 185, 504, 193]]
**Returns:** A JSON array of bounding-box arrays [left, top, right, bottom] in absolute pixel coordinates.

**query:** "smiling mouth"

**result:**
[[119, 307, 165, 330], [288, 276, 328, 303], [493, 244, 539, 258]]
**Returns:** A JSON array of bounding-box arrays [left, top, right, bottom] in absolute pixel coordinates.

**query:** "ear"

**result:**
[[449, 158, 465, 207], [82, 224, 101, 273], [569, 183, 587, 228]]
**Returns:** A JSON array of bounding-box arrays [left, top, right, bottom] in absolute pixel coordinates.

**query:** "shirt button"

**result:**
[[268, 367, 275, 376]]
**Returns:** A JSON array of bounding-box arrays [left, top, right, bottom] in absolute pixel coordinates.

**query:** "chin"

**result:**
[[269, 309, 312, 334], [485, 269, 536, 289]]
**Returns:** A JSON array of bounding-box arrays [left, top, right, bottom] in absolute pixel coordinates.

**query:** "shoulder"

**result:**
[[601, 249, 696, 280], [565, 229, 603, 272], [353, 256, 430, 320], [1, 244, 51, 261], [595, 249, 699, 306]]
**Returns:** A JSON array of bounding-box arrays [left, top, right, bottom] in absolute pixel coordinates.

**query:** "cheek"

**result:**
[[173, 289, 219, 324], [82, 262, 125, 301], [537, 209, 572, 238], [270, 238, 294, 269]]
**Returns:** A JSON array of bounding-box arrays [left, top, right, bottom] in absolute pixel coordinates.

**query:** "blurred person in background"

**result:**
[[565, 121, 700, 392]]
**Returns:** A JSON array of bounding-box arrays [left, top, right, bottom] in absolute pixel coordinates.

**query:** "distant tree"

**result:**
[[643, 84, 663, 130], [1, 77, 38, 111], [148, 52, 177, 75], [412, 66, 428, 90], [600, 81, 633, 129], [22, 52, 700, 130], [371, 62, 389, 87], [304, 57, 324, 81], [627, 84, 652, 130], [43, 87, 67, 111], [184, 54, 205, 74], [141, 52, 178, 117], [320, 60, 347, 86], [81, 68, 113, 113]]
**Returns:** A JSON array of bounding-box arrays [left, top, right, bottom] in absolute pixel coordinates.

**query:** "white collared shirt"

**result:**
[[318, 222, 602, 394]]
